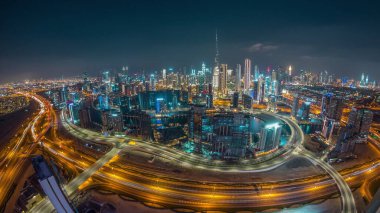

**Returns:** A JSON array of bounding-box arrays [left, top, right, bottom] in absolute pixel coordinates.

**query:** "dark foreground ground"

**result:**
[[0, 100, 37, 149]]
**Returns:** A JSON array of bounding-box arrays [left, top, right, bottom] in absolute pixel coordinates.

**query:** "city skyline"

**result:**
[[1, 0, 380, 83], [1, 1, 380, 212]]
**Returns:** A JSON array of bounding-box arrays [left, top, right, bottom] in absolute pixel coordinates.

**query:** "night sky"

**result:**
[[0, 0, 379, 83]]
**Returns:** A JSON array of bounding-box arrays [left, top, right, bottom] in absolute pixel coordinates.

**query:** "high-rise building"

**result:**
[[32, 156, 74, 213], [102, 71, 110, 84], [288, 65, 292, 76], [219, 64, 228, 95], [150, 74, 156, 91], [232, 92, 239, 108], [322, 117, 336, 141], [297, 102, 311, 121], [258, 123, 282, 152], [257, 76, 265, 103], [242, 94, 252, 109], [244, 58, 251, 94], [212, 30, 220, 91], [348, 108, 373, 137], [79, 107, 91, 128], [335, 126, 356, 154], [252, 80, 258, 101], [291, 94, 299, 118], [321, 94, 344, 121], [254, 65, 259, 81], [235, 64, 241, 92], [60, 85, 68, 104], [267, 95, 277, 112], [162, 68, 167, 86], [68, 102, 80, 124]]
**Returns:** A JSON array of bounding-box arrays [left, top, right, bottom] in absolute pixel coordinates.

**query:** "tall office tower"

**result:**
[[334, 127, 355, 153], [360, 73, 365, 86], [122, 66, 128, 75], [288, 65, 292, 76], [150, 74, 156, 91], [257, 76, 265, 103], [258, 123, 282, 152], [252, 80, 258, 101], [321, 93, 332, 116], [219, 64, 228, 95], [82, 72, 90, 91], [272, 80, 279, 96], [291, 94, 299, 118], [271, 70, 279, 96], [60, 85, 68, 104], [271, 70, 278, 81], [297, 102, 311, 121], [267, 95, 277, 112], [213, 67, 219, 91], [321, 94, 344, 121], [232, 92, 239, 108], [79, 107, 91, 128], [244, 58, 251, 94], [242, 94, 252, 109], [235, 64, 242, 92], [162, 68, 167, 86], [207, 83, 214, 109], [264, 76, 272, 98], [32, 156, 74, 213], [348, 108, 373, 136], [206, 94, 213, 108], [201, 62, 208, 84], [254, 65, 259, 81], [322, 117, 336, 140], [102, 71, 110, 83], [68, 103, 80, 124], [212, 30, 220, 91]]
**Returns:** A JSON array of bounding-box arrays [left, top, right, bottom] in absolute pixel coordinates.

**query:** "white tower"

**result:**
[[244, 58, 251, 94]]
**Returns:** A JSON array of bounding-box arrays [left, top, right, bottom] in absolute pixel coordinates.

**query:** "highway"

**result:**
[[298, 148, 357, 213], [30, 135, 380, 212], [0, 93, 51, 209]]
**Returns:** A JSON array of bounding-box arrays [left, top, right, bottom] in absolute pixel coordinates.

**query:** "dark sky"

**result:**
[[0, 0, 379, 83]]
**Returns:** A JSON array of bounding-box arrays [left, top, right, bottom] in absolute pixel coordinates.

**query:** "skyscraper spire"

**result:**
[[215, 29, 219, 66]]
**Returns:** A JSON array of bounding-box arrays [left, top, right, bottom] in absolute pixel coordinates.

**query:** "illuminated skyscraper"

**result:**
[[235, 64, 242, 92], [219, 64, 228, 95], [212, 30, 220, 91], [254, 65, 259, 81], [321, 94, 344, 121], [244, 58, 251, 94], [257, 76, 265, 103], [242, 94, 252, 109], [162, 68, 167, 86], [258, 123, 282, 152], [348, 107, 373, 137], [60, 84, 68, 104], [150, 74, 156, 91], [322, 117, 336, 141], [232, 92, 239, 108], [252, 80, 258, 101], [297, 102, 311, 121], [291, 94, 299, 118], [102, 71, 110, 84]]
